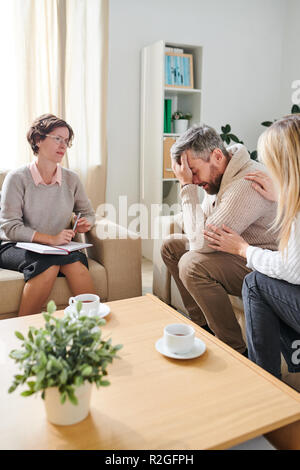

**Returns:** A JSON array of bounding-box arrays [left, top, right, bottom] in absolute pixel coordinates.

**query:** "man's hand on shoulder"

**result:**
[[172, 152, 193, 187]]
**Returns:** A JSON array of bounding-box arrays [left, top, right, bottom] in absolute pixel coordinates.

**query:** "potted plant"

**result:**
[[8, 301, 122, 426], [172, 111, 192, 134], [219, 104, 300, 161]]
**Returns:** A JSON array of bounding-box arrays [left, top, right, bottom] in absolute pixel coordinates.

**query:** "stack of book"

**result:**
[[165, 47, 184, 53]]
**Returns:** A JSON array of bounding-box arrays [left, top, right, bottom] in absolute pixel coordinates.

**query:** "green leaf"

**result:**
[[87, 351, 100, 362], [261, 121, 273, 127], [228, 134, 240, 143], [8, 384, 17, 394], [224, 124, 231, 133], [99, 380, 110, 387], [74, 376, 84, 387], [27, 381, 36, 390], [60, 369, 68, 384], [37, 369, 46, 383], [43, 313, 51, 323], [250, 150, 258, 160], [291, 104, 300, 114], [47, 300, 56, 314], [15, 331, 25, 341], [38, 351, 47, 367], [49, 356, 62, 370], [76, 301, 82, 314], [14, 374, 25, 382], [82, 366, 93, 377], [24, 341, 33, 353], [60, 392, 67, 405], [67, 388, 78, 406], [21, 390, 35, 397], [9, 350, 29, 361], [28, 328, 34, 342]]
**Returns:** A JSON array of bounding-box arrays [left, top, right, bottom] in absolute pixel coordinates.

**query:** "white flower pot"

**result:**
[[174, 119, 189, 134], [44, 382, 92, 426]]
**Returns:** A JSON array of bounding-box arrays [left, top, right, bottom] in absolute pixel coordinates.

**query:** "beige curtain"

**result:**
[[10, 0, 109, 208], [14, 0, 65, 166], [65, 0, 109, 209]]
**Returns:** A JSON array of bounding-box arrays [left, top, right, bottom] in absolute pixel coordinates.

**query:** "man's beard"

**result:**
[[200, 166, 223, 195]]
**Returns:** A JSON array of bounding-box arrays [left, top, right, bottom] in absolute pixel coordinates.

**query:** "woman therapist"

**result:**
[[0, 114, 96, 316]]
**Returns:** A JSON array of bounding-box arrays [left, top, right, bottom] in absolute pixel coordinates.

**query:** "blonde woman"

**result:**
[[0, 114, 96, 316], [203, 114, 300, 380]]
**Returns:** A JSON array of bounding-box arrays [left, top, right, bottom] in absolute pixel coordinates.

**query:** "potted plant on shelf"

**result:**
[[8, 300, 122, 426], [172, 111, 192, 134]]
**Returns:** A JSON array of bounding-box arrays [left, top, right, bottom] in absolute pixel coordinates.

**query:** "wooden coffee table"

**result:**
[[1, 294, 300, 450]]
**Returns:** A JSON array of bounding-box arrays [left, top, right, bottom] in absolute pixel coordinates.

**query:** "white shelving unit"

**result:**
[[140, 40, 203, 260]]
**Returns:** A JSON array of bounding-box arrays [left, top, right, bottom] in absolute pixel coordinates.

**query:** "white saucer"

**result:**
[[64, 303, 111, 319], [155, 337, 206, 360]]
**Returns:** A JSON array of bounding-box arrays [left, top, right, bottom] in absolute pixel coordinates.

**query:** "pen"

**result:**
[[73, 212, 82, 233]]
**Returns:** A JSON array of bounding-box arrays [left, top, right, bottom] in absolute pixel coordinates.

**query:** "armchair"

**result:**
[[0, 170, 142, 319]]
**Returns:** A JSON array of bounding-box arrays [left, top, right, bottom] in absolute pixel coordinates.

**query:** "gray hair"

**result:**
[[170, 124, 230, 163]]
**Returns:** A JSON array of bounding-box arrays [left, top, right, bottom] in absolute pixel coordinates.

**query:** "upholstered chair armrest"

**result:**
[[85, 219, 142, 301], [152, 212, 183, 303]]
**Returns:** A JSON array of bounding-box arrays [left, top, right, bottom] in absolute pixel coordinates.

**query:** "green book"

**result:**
[[164, 100, 167, 133], [166, 99, 172, 133]]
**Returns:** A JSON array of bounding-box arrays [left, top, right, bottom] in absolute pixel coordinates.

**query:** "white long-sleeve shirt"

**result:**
[[246, 212, 300, 284]]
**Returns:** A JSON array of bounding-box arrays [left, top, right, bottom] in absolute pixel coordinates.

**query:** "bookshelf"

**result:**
[[140, 40, 204, 260]]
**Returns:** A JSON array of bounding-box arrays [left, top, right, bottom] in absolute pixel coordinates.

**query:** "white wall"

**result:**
[[106, 0, 286, 216], [280, 0, 300, 114]]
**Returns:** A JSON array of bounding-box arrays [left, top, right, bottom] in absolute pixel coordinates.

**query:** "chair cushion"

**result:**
[[0, 258, 107, 319], [0, 269, 25, 316], [0, 170, 8, 190]]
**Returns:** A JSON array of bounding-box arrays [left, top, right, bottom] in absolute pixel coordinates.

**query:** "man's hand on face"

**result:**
[[172, 152, 193, 187]]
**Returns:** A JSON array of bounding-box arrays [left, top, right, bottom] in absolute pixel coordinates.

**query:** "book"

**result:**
[[16, 241, 92, 255], [164, 99, 172, 133], [164, 99, 167, 133], [165, 47, 184, 53]]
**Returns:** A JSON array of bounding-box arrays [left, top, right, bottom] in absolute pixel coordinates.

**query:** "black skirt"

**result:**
[[0, 242, 89, 282]]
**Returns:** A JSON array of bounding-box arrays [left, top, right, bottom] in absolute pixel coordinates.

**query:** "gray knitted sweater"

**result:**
[[0, 166, 95, 242]]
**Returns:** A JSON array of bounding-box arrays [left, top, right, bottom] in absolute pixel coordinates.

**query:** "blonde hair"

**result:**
[[257, 114, 300, 252]]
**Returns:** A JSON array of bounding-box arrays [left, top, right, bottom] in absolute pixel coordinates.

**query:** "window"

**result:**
[[0, 2, 18, 169]]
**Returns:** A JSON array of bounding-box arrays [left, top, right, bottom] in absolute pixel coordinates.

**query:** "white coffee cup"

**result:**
[[69, 294, 100, 316], [164, 323, 195, 354]]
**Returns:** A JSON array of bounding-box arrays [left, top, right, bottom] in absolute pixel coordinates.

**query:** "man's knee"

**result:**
[[160, 235, 187, 262], [178, 251, 208, 286], [160, 237, 172, 260]]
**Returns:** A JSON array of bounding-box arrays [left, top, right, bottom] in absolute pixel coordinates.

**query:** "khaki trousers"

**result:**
[[161, 234, 251, 353]]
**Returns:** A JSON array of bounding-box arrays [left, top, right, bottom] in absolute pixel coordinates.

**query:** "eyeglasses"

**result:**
[[45, 134, 72, 148]]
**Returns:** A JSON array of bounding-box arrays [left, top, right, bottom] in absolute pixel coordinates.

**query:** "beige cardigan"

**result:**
[[180, 144, 278, 252]]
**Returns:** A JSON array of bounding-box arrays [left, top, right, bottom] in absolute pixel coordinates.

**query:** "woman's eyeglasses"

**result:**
[[45, 134, 72, 148]]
